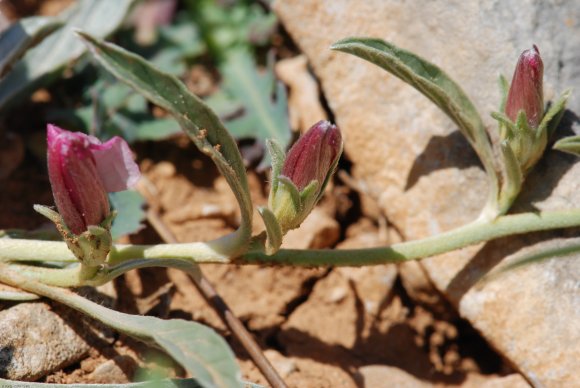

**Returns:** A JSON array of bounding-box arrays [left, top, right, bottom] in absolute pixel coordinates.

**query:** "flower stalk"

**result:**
[[3, 208, 580, 288]]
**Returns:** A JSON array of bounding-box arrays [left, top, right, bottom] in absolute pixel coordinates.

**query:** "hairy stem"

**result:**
[[2, 209, 580, 269]]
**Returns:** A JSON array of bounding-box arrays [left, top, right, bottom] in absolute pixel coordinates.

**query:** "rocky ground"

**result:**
[[1, 0, 579, 387]]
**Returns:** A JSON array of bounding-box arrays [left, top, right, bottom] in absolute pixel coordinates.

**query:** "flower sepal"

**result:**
[[34, 204, 115, 267], [259, 121, 342, 254]]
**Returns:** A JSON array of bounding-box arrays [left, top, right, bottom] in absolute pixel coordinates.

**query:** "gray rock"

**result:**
[[274, 0, 580, 386], [0, 302, 91, 381]]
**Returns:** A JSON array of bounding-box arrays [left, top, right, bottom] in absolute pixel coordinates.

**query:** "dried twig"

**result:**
[[137, 181, 287, 388]]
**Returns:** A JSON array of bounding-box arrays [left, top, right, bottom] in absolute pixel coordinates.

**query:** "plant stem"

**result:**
[[2, 209, 580, 267], [242, 209, 580, 265]]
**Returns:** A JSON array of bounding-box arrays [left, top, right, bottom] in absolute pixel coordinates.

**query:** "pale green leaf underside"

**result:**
[[330, 38, 496, 171], [78, 32, 253, 241], [0, 0, 135, 112], [554, 135, 580, 156], [17, 281, 243, 388], [0, 16, 62, 77], [257, 206, 283, 254]]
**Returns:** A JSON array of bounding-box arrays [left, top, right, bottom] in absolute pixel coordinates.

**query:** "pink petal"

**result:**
[[46, 124, 110, 234], [89, 136, 141, 192]]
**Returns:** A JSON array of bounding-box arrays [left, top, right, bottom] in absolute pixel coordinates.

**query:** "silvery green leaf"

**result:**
[[78, 32, 253, 251], [277, 176, 301, 209], [554, 135, 580, 156], [266, 139, 286, 196], [497, 74, 509, 112], [497, 141, 523, 213], [0, 16, 62, 78], [540, 90, 571, 139], [491, 111, 517, 139], [257, 206, 283, 255], [0, 0, 135, 113], [331, 38, 490, 148], [331, 37, 500, 200], [1, 277, 243, 388]]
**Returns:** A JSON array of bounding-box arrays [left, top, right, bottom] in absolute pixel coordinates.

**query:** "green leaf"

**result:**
[[497, 141, 523, 213], [0, 0, 135, 113], [136, 118, 183, 141], [109, 191, 146, 240], [330, 38, 495, 170], [491, 111, 517, 139], [331, 37, 502, 217], [186, 0, 276, 57], [554, 135, 580, 156], [0, 16, 63, 78], [265, 139, 286, 197], [277, 176, 301, 209], [257, 207, 283, 255], [216, 49, 291, 165], [78, 32, 253, 250], [0, 266, 243, 388], [540, 90, 571, 139]]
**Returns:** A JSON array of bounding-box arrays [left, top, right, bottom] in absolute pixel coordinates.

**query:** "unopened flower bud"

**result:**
[[267, 121, 342, 234], [44, 124, 140, 265], [505, 45, 544, 129], [281, 121, 343, 191]]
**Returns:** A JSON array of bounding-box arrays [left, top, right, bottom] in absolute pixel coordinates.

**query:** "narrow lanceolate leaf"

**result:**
[[78, 32, 253, 248], [257, 207, 283, 255], [0, 16, 62, 78], [540, 90, 571, 139], [0, 265, 243, 388], [266, 139, 286, 197], [553, 135, 580, 156], [0, 0, 135, 112], [330, 38, 495, 169]]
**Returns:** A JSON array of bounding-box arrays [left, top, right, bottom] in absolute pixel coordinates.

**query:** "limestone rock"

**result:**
[[282, 207, 340, 249], [87, 356, 137, 384], [274, 0, 580, 386], [0, 302, 91, 381], [356, 365, 431, 387]]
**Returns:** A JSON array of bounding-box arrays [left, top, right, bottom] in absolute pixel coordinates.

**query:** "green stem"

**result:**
[[5, 264, 84, 287], [2, 209, 580, 269]]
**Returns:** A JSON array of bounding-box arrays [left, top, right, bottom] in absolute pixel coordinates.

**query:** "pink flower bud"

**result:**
[[47, 124, 140, 234], [281, 120, 342, 191], [505, 45, 544, 128]]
